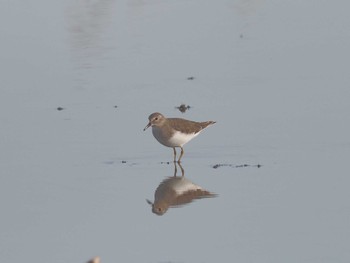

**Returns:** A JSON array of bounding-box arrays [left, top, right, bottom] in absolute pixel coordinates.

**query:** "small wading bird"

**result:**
[[146, 163, 217, 215], [143, 112, 216, 162]]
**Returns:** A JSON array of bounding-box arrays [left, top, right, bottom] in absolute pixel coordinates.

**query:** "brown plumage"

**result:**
[[147, 173, 217, 215], [144, 112, 216, 162]]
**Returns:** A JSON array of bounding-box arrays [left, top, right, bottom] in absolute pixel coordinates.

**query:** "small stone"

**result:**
[[176, 104, 191, 113]]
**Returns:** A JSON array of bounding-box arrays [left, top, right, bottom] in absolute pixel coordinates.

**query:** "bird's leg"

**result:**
[[177, 162, 185, 177], [172, 147, 177, 163], [177, 147, 184, 163], [173, 161, 177, 177]]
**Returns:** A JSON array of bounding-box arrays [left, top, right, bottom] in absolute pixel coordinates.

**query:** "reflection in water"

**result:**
[[233, 0, 265, 16], [66, 0, 116, 52], [147, 163, 217, 216], [65, 0, 116, 88]]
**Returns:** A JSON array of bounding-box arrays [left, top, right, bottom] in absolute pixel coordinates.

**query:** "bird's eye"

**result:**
[[155, 117, 158, 121]]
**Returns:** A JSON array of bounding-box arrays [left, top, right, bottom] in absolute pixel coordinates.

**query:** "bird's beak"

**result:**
[[146, 199, 153, 206], [143, 122, 151, 131]]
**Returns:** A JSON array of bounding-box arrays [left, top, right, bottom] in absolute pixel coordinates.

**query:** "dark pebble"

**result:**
[[176, 104, 191, 113]]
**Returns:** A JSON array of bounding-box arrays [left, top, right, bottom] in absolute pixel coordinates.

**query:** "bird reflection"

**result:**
[[147, 162, 217, 215]]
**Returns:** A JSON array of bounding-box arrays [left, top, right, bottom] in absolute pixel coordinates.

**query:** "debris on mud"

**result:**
[[212, 163, 262, 169], [175, 104, 191, 113]]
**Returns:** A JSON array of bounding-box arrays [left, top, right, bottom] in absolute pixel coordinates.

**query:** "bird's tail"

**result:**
[[201, 121, 216, 129]]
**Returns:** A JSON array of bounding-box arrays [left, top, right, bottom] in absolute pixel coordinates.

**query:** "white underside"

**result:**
[[152, 127, 199, 147], [167, 131, 199, 147], [171, 178, 202, 195]]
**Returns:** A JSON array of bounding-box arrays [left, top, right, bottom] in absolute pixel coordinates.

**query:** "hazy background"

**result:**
[[1, 0, 350, 262]]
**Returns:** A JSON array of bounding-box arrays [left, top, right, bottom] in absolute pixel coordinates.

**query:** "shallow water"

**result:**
[[1, 0, 350, 262]]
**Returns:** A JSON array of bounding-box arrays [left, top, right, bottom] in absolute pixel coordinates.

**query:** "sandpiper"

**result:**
[[147, 175, 216, 215], [143, 112, 216, 162]]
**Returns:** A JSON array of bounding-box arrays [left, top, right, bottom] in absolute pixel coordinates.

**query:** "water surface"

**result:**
[[1, 0, 350, 262]]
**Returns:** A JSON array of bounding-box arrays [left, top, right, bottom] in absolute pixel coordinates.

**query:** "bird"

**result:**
[[143, 112, 216, 162], [146, 162, 216, 215], [147, 175, 216, 215]]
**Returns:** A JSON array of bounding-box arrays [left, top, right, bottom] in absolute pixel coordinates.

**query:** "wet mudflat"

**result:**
[[1, 0, 350, 263]]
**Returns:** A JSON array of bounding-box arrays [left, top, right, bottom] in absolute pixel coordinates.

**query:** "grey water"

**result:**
[[1, 0, 350, 262]]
